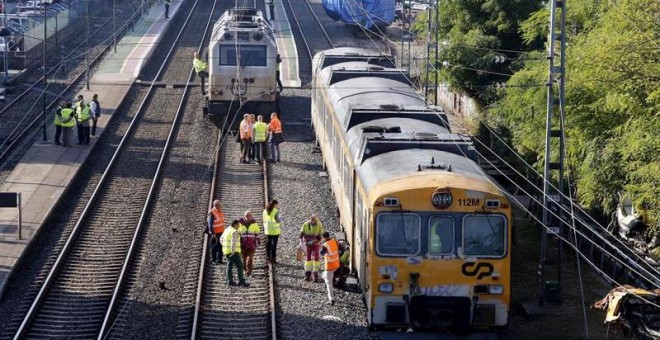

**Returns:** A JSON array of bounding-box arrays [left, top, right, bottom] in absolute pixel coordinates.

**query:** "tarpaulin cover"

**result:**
[[322, 0, 395, 29]]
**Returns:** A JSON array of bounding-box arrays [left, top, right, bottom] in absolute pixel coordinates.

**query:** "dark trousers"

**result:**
[[165, 3, 170, 18], [226, 253, 245, 283], [241, 139, 252, 161], [269, 3, 275, 20], [276, 70, 283, 90], [266, 235, 279, 261], [91, 117, 98, 136], [198, 70, 208, 95], [77, 123, 90, 145], [209, 233, 222, 262], [254, 141, 267, 162], [54, 125, 62, 144]]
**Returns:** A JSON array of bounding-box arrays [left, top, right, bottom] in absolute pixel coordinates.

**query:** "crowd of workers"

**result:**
[[239, 112, 283, 164], [52, 94, 101, 147], [207, 199, 350, 305]]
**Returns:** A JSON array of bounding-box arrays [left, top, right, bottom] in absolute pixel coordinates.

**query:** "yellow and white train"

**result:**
[[311, 48, 512, 330]]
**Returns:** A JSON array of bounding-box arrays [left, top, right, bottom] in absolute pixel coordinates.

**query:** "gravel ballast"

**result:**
[[271, 89, 372, 339]]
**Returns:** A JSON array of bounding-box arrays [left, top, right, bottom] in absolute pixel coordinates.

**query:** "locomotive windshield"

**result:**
[[376, 213, 420, 256], [462, 214, 506, 257], [219, 45, 267, 66]]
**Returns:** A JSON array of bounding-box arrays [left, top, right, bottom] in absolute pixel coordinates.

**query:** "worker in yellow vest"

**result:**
[[193, 52, 208, 95], [300, 214, 324, 282], [238, 210, 261, 276], [320, 232, 340, 305], [76, 101, 91, 145], [60, 103, 76, 147], [220, 220, 249, 286], [263, 199, 282, 263], [53, 100, 66, 145], [252, 115, 268, 164], [207, 200, 225, 264]]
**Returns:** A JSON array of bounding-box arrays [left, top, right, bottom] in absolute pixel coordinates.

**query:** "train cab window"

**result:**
[[219, 45, 267, 66], [462, 215, 507, 257], [376, 213, 420, 256], [428, 216, 454, 255]]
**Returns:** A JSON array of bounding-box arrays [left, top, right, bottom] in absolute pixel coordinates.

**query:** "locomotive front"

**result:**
[[205, 8, 278, 129]]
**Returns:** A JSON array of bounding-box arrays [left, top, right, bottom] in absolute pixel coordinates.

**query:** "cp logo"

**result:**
[[461, 262, 494, 280]]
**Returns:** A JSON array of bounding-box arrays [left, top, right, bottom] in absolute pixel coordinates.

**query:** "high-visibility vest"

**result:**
[[209, 207, 225, 234], [193, 57, 208, 73], [263, 208, 281, 235], [77, 105, 91, 122], [221, 227, 241, 255], [268, 118, 282, 134], [240, 120, 252, 139], [276, 61, 281, 71], [54, 107, 63, 126], [323, 239, 340, 271], [301, 220, 323, 239], [253, 122, 268, 142], [238, 222, 260, 249], [60, 108, 76, 128]]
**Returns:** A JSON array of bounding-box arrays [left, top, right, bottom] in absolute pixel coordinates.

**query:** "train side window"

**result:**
[[376, 213, 420, 256], [462, 214, 507, 258], [428, 216, 454, 255]]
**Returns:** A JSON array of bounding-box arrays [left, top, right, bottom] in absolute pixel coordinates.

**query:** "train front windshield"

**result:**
[[219, 45, 267, 66], [375, 212, 507, 258]]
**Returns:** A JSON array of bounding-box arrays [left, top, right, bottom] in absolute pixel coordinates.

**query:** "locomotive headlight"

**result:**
[[378, 283, 394, 293], [431, 190, 452, 209], [488, 284, 504, 295]]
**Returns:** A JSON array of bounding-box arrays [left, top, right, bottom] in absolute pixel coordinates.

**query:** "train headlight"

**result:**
[[378, 283, 394, 293], [431, 189, 452, 209], [488, 284, 504, 295]]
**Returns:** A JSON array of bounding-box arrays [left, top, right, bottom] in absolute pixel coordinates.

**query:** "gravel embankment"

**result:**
[[271, 89, 372, 339]]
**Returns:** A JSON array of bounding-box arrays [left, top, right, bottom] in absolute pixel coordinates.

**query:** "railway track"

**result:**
[[189, 134, 276, 339], [284, 0, 335, 60], [0, 1, 149, 170], [11, 1, 211, 337]]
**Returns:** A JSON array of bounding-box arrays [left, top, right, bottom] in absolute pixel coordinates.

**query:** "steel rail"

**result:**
[[97, 0, 215, 337], [0, 6, 145, 167], [283, 0, 333, 60], [300, 0, 335, 49], [13, 1, 203, 337]]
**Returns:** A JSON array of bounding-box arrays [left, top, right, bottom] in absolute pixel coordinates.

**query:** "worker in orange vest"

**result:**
[[320, 231, 340, 305], [207, 200, 226, 264], [268, 112, 283, 162]]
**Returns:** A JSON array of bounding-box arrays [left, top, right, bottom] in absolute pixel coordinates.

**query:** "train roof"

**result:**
[[345, 118, 476, 165], [313, 48, 397, 70], [358, 149, 501, 202], [211, 8, 273, 42], [324, 76, 449, 130], [319, 61, 411, 87]]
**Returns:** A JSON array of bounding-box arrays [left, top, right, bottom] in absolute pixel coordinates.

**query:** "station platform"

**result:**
[[0, 0, 183, 300], [268, 0, 302, 88]]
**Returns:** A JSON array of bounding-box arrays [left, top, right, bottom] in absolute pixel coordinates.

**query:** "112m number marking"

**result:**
[[458, 198, 480, 206]]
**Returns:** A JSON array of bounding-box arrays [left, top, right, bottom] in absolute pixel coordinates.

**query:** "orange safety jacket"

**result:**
[[209, 208, 225, 234], [240, 120, 252, 139], [268, 117, 282, 134], [323, 239, 340, 271]]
